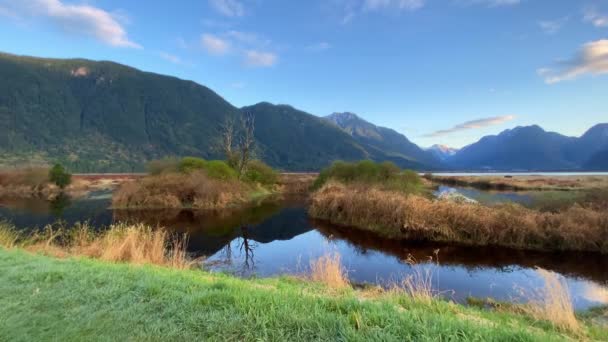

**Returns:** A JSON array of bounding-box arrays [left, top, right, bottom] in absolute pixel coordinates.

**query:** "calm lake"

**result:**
[[1, 189, 607, 310]]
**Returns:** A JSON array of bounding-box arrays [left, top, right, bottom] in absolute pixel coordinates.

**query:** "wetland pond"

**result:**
[[1, 188, 607, 310]]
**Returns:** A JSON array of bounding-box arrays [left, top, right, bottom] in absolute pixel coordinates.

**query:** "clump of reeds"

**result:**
[[0, 222, 191, 269], [309, 182, 608, 253], [0, 221, 20, 248], [397, 255, 437, 304], [0, 167, 54, 197], [309, 252, 349, 289], [523, 268, 580, 332], [112, 171, 247, 210]]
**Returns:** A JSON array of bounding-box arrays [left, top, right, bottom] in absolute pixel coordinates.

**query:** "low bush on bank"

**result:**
[[0, 221, 189, 268], [313, 160, 424, 194], [309, 182, 608, 253], [115, 157, 279, 209], [0, 167, 49, 189], [243, 160, 278, 185], [112, 171, 247, 209]]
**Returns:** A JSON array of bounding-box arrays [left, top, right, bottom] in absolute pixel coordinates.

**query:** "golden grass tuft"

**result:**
[[309, 182, 608, 253], [309, 252, 349, 289], [0, 221, 20, 248], [112, 171, 247, 210], [397, 255, 437, 304], [0, 222, 191, 269], [525, 268, 580, 332]]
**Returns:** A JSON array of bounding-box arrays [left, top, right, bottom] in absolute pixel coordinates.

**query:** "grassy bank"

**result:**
[[310, 182, 608, 253], [1, 248, 606, 341]]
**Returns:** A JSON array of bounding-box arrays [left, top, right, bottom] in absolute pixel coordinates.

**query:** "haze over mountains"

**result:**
[[0, 52, 606, 172]]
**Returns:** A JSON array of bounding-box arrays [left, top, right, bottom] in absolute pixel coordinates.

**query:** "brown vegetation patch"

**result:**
[[309, 252, 349, 289], [112, 171, 248, 210], [309, 182, 608, 253], [0, 222, 190, 269]]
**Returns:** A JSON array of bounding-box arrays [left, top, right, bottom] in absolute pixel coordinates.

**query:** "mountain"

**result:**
[[563, 124, 608, 165], [584, 150, 608, 171], [448, 126, 576, 171], [242, 104, 368, 171], [0, 52, 436, 172], [427, 145, 459, 161], [325, 112, 442, 169], [0, 52, 241, 171], [448, 124, 608, 171]]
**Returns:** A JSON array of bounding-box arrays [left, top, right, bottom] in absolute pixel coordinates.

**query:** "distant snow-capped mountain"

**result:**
[[427, 144, 459, 161]]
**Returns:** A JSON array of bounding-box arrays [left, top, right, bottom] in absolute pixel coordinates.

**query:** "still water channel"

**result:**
[[1, 188, 607, 310]]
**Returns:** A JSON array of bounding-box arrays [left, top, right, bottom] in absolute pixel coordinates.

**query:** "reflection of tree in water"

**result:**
[[237, 226, 258, 274], [49, 193, 71, 217]]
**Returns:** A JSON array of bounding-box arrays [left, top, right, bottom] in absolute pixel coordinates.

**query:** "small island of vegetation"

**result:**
[[309, 161, 608, 254]]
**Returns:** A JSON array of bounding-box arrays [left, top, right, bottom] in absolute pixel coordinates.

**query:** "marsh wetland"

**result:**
[[2, 181, 607, 311]]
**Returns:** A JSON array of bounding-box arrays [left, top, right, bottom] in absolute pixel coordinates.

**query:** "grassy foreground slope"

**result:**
[[0, 249, 602, 341]]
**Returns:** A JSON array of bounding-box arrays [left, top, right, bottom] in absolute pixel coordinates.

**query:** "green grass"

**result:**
[[1, 248, 605, 341]]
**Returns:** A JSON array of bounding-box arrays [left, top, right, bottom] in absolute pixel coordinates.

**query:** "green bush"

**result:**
[[313, 160, 422, 194], [243, 160, 278, 185], [203, 160, 238, 180], [177, 157, 237, 181], [49, 164, 72, 189], [146, 157, 180, 175], [178, 157, 208, 173]]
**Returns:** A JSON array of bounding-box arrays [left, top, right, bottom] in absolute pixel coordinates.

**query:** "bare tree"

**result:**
[[220, 116, 238, 168], [219, 112, 256, 177], [236, 112, 255, 178]]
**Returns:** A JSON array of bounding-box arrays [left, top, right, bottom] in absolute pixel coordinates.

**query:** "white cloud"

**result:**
[[454, 0, 520, 7], [307, 42, 332, 51], [201, 33, 231, 55], [583, 7, 608, 28], [538, 17, 568, 34], [209, 0, 244, 17], [363, 0, 425, 11], [159, 52, 182, 65], [539, 40, 608, 84], [333, 0, 425, 24], [425, 115, 516, 137], [244, 50, 277, 67], [1, 0, 140, 48]]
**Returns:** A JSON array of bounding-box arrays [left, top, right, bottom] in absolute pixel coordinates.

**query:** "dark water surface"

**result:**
[[1, 190, 607, 310]]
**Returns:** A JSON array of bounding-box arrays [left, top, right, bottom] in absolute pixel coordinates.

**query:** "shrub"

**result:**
[[146, 157, 180, 175], [177, 157, 237, 180], [49, 164, 72, 189], [112, 171, 246, 210], [178, 157, 208, 173], [202, 160, 238, 180], [243, 160, 278, 185], [0, 167, 49, 188], [313, 160, 423, 194]]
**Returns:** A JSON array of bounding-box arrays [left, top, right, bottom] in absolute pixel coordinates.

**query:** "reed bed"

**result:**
[[0, 222, 190, 269], [310, 182, 608, 253], [112, 171, 247, 210]]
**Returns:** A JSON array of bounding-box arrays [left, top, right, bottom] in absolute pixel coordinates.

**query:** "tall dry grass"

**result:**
[[524, 268, 580, 332], [397, 255, 438, 304], [0, 223, 191, 269], [112, 171, 247, 210], [0, 167, 54, 197], [310, 182, 608, 253], [0, 221, 19, 248], [309, 252, 349, 289]]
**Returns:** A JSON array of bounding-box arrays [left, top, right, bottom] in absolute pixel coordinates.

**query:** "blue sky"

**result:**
[[0, 0, 607, 148]]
